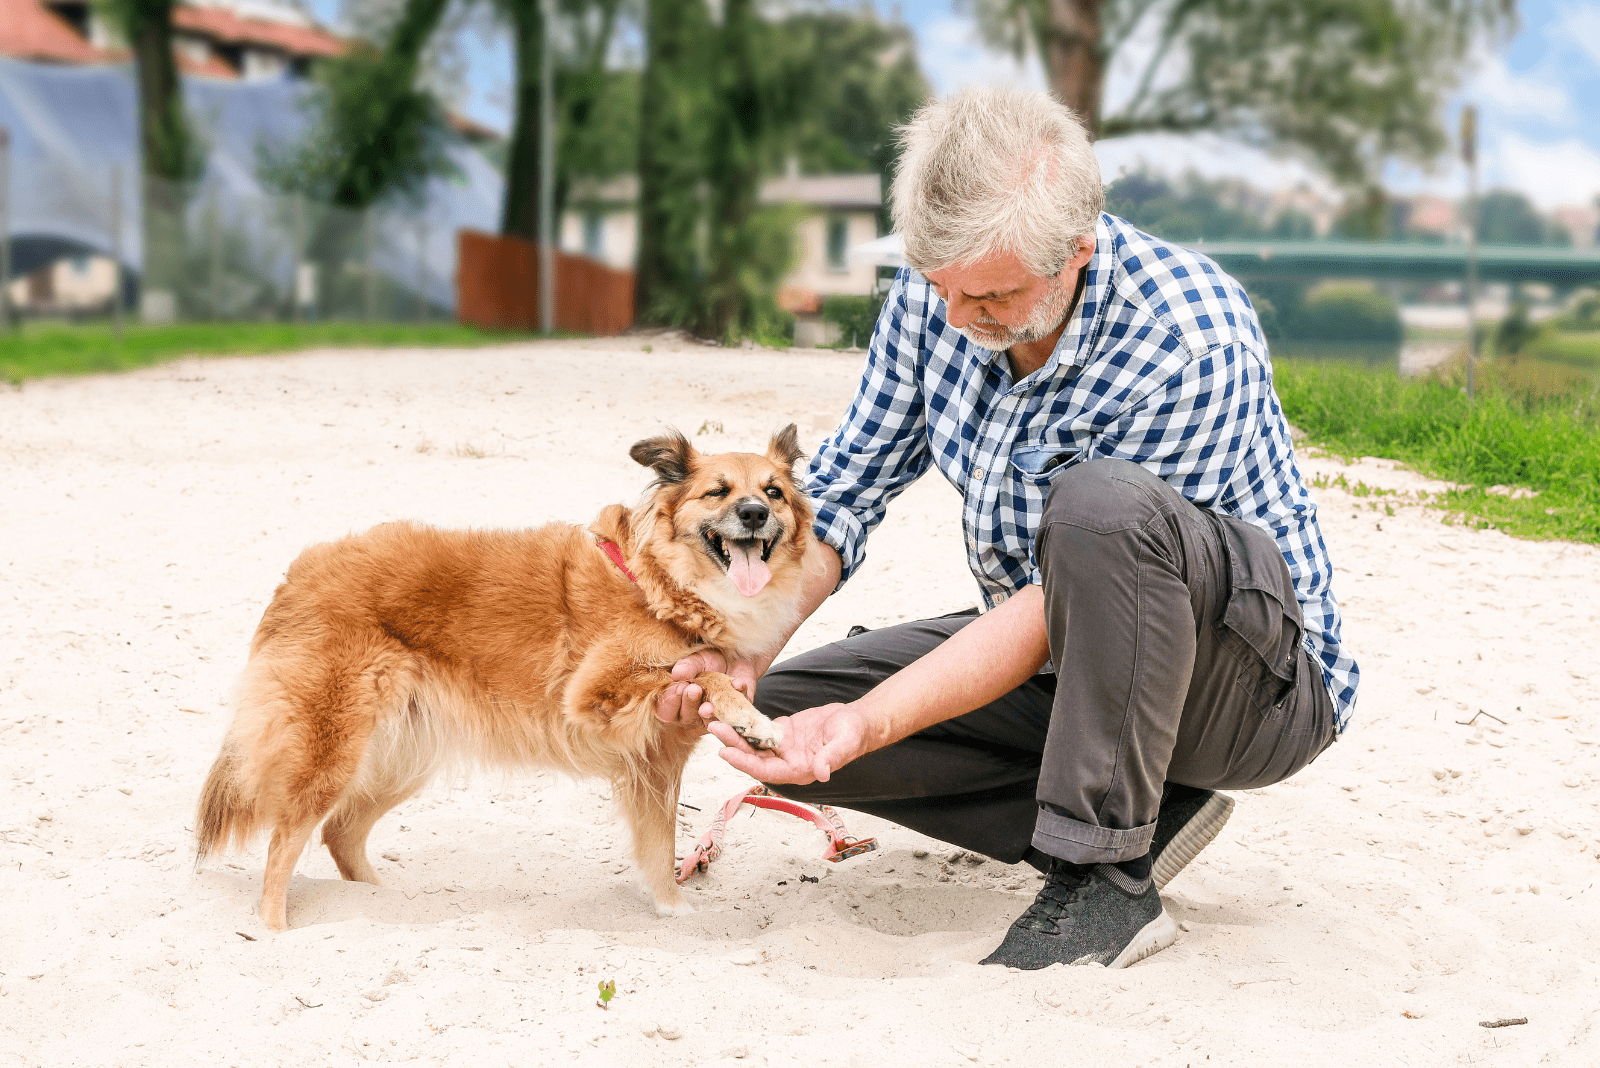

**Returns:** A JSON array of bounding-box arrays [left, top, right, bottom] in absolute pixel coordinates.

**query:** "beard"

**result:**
[[956, 276, 1075, 351]]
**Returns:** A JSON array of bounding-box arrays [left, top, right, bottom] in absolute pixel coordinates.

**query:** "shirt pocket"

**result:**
[[1215, 514, 1304, 718], [1010, 443, 1081, 485]]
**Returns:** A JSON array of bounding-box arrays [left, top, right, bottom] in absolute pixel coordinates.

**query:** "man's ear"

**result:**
[[766, 423, 804, 468], [629, 429, 696, 484]]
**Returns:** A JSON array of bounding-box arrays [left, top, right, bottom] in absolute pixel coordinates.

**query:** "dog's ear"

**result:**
[[629, 429, 696, 484], [766, 424, 804, 468]]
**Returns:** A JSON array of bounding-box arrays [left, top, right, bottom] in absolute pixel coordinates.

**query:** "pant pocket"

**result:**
[[1214, 515, 1304, 718]]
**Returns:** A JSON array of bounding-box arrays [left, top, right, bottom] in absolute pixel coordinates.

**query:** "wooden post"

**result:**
[[1461, 104, 1479, 405], [0, 128, 10, 333], [111, 166, 124, 344], [538, 0, 555, 335]]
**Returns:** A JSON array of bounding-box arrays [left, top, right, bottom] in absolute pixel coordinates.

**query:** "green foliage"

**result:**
[[596, 979, 616, 1006], [1493, 300, 1537, 357], [968, 0, 1513, 186], [99, 0, 200, 182], [1274, 359, 1600, 543], [0, 322, 528, 384], [822, 295, 883, 348], [1105, 172, 1265, 241], [1476, 189, 1570, 246], [259, 36, 457, 211], [1295, 284, 1402, 344]]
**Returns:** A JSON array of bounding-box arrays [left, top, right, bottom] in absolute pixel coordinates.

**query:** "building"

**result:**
[[560, 168, 883, 342], [0, 0, 342, 81]]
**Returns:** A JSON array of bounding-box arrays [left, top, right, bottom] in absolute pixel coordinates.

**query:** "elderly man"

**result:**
[[659, 85, 1358, 970]]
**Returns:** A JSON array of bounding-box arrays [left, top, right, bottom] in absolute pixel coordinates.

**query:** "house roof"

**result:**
[[566, 173, 883, 210], [0, 0, 113, 64], [173, 4, 344, 59]]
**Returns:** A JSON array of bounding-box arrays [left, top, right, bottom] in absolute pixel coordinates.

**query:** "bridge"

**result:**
[[1193, 240, 1600, 287]]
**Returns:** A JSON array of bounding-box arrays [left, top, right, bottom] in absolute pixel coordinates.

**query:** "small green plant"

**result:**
[[596, 979, 616, 1009]]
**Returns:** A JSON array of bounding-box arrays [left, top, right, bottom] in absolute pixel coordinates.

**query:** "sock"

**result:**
[[1116, 852, 1152, 881]]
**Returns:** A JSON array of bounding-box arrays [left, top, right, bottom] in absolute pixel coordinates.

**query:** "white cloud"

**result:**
[[1465, 53, 1572, 119], [1556, 4, 1600, 70], [1491, 132, 1600, 210], [1093, 132, 1338, 198], [916, 16, 1046, 97]]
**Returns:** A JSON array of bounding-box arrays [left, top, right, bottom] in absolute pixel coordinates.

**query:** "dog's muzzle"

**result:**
[[701, 499, 783, 597]]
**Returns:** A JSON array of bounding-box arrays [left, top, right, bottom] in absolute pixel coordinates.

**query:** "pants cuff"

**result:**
[[1031, 808, 1156, 865]]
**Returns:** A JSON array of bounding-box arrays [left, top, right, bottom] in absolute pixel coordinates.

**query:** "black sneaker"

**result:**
[[980, 859, 1177, 970], [1149, 785, 1235, 890]]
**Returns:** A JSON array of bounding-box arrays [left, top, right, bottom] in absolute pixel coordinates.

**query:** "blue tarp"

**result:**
[[0, 56, 504, 310]]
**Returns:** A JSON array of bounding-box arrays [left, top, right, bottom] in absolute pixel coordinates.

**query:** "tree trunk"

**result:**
[[500, 0, 545, 241], [127, 0, 188, 182], [1042, 0, 1104, 136], [635, 0, 710, 326], [702, 0, 762, 341]]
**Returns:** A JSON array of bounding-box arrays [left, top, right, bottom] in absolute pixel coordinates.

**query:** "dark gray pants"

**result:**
[[757, 458, 1336, 867]]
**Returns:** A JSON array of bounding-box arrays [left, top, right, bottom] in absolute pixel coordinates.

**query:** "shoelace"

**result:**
[[1017, 862, 1094, 934]]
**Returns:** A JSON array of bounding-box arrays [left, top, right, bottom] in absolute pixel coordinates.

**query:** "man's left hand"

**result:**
[[708, 702, 871, 785]]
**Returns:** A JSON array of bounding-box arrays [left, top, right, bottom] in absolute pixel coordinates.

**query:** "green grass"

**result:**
[[0, 321, 538, 383], [1274, 358, 1600, 543]]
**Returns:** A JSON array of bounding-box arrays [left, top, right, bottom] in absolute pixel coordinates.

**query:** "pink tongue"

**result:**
[[726, 541, 772, 597]]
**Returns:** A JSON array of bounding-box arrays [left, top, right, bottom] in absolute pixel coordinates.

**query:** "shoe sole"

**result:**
[[1152, 792, 1235, 890], [1106, 908, 1179, 969]]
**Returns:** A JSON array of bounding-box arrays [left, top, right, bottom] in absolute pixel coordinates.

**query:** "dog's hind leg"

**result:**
[[260, 819, 319, 932], [617, 762, 693, 917]]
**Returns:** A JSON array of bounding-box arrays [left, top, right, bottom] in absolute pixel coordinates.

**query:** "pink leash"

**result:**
[[677, 784, 878, 884]]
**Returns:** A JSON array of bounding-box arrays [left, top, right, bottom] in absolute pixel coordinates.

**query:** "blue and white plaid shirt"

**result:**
[[805, 212, 1358, 732]]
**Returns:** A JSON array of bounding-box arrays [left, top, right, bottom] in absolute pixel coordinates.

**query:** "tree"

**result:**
[[966, 0, 1516, 186], [101, 0, 194, 184], [1477, 188, 1564, 246]]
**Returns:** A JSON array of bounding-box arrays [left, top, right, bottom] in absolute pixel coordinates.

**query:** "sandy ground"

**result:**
[[3, 337, 1598, 1068]]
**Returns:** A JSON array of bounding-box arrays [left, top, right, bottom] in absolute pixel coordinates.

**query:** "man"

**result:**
[[658, 85, 1358, 970]]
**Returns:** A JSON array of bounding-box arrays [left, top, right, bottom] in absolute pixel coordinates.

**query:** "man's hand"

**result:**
[[707, 703, 872, 785], [655, 649, 761, 731]]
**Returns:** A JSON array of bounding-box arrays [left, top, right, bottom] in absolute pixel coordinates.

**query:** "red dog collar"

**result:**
[[597, 540, 638, 584]]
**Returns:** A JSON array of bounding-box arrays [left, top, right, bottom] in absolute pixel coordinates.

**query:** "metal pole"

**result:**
[[111, 166, 124, 344], [537, 0, 555, 335], [416, 217, 427, 322], [1461, 104, 1479, 405], [210, 191, 223, 320], [364, 209, 375, 322], [291, 196, 303, 322], [0, 127, 11, 333]]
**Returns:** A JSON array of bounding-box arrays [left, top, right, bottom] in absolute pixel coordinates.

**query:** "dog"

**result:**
[[195, 426, 812, 930]]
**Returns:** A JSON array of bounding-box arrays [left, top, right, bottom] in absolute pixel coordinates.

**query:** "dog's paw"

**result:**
[[732, 718, 783, 752], [655, 895, 696, 918]]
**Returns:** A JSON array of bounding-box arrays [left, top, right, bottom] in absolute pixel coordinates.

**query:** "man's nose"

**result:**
[[942, 292, 980, 327], [735, 499, 770, 531]]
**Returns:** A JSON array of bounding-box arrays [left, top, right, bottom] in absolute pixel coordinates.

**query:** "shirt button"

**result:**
[[973, 466, 986, 480]]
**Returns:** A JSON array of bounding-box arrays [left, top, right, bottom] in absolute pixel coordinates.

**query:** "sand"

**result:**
[[2, 337, 1597, 1068]]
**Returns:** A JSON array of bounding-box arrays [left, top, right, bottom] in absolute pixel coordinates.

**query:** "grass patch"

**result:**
[[1274, 358, 1600, 543], [0, 321, 541, 384]]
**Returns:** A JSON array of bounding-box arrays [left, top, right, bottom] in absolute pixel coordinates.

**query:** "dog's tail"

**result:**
[[195, 746, 261, 862]]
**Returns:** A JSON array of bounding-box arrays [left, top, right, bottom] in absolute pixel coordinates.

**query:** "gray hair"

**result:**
[[891, 86, 1105, 278]]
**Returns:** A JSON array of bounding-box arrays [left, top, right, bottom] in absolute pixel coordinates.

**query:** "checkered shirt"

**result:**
[[806, 212, 1359, 732]]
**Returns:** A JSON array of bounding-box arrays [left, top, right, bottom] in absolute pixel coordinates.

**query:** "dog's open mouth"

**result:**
[[703, 532, 776, 598]]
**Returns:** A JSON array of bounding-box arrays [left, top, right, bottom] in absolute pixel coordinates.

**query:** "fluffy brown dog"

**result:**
[[196, 426, 812, 930]]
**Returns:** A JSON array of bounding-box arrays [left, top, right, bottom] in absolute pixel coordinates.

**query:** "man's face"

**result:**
[[924, 243, 1094, 351]]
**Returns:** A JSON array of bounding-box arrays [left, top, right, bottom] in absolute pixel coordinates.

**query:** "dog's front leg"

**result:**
[[693, 672, 784, 751]]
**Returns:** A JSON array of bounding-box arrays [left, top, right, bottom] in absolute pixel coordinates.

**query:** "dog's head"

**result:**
[[629, 425, 813, 601]]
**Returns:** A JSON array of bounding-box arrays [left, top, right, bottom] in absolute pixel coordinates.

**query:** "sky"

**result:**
[[305, 0, 1600, 212]]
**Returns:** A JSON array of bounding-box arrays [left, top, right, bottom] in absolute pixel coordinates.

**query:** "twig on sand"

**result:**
[[1479, 1018, 1527, 1028], [295, 996, 323, 1009], [1456, 710, 1507, 727], [234, 931, 256, 941]]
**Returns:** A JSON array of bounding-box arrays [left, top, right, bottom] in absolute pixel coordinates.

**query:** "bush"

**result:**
[[821, 294, 883, 348], [1294, 284, 1402, 343]]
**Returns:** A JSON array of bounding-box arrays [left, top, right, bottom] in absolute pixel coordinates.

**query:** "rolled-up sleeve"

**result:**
[[805, 270, 933, 588]]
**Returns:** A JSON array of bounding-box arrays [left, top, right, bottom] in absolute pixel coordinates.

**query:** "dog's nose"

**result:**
[[735, 499, 769, 531]]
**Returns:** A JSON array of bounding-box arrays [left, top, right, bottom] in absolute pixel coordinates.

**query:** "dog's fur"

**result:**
[[195, 426, 811, 930]]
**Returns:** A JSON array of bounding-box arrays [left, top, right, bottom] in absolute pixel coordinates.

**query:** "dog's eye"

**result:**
[[704, 486, 731, 499], [763, 487, 784, 501]]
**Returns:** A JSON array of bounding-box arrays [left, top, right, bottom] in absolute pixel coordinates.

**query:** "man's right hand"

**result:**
[[655, 649, 762, 730]]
